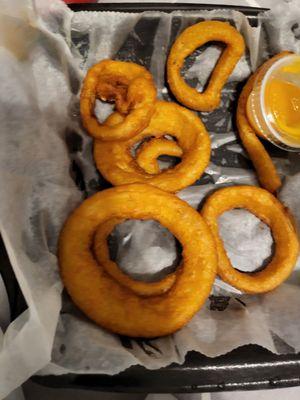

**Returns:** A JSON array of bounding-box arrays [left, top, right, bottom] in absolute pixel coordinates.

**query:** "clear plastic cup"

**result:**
[[246, 53, 300, 152]]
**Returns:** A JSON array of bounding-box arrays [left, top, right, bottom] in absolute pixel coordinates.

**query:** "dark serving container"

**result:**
[[1, 2, 300, 394]]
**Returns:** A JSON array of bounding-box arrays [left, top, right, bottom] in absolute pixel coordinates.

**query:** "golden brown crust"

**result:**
[[167, 20, 245, 112], [93, 217, 177, 296], [236, 52, 291, 193], [80, 60, 156, 141], [59, 184, 217, 337], [94, 101, 211, 192], [202, 185, 299, 294], [136, 138, 183, 175]]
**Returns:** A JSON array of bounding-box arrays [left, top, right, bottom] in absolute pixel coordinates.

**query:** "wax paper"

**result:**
[[0, 0, 300, 397]]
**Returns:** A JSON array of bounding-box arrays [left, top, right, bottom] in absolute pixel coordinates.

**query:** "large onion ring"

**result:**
[[93, 217, 177, 297], [94, 101, 211, 193], [236, 53, 290, 193], [59, 184, 217, 337], [80, 59, 156, 141], [167, 20, 245, 112], [202, 185, 299, 294]]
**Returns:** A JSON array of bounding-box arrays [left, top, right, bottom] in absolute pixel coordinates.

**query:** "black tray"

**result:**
[[1, 2, 300, 394], [69, 2, 268, 15]]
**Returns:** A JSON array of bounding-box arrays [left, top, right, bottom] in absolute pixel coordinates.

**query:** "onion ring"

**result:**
[[59, 184, 217, 337], [136, 138, 183, 175], [93, 217, 177, 297], [202, 185, 299, 294], [80, 59, 156, 141], [94, 101, 211, 192], [167, 20, 245, 112], [236, 53, 290, 193]]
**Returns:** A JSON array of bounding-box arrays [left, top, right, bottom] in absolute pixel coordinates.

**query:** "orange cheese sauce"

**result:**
[[264, 59, 300, 143]]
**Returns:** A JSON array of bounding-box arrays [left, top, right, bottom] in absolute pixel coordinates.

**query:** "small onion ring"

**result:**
[[136, 138, 183, 175], [202, 185, 299, 294], [236, 52, 290, 193], [80, 59, 156, 141], [167, 20, 245, 112], [59, 184, 217, 337], [93, 217, 177, 297], [94, 101, 211, 193]]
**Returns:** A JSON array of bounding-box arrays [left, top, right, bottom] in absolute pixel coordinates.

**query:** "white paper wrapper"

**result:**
[[0, 0, 300, 397]]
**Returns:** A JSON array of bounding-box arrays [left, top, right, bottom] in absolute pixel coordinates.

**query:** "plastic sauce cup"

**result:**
[[246, 54, 300, 151]]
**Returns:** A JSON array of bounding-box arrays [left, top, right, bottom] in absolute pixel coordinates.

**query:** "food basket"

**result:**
[[1, 1, 300, 394]]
